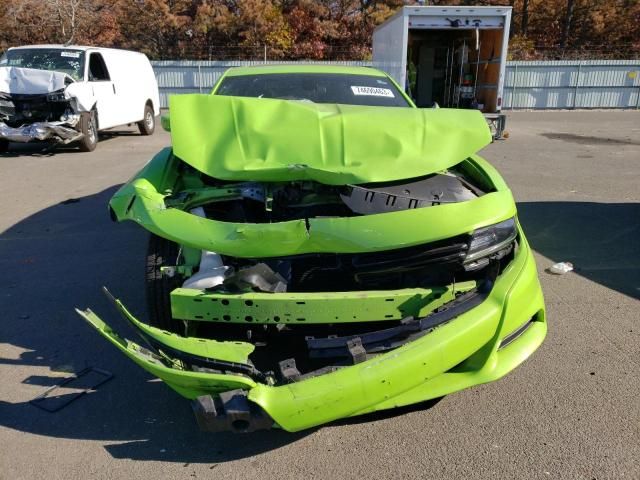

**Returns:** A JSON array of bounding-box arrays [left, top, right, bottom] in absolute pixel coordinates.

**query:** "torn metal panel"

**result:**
[[0, 117, 82, 143]]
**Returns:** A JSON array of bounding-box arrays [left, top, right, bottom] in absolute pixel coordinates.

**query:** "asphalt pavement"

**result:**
[[0, 111, 638, 479]]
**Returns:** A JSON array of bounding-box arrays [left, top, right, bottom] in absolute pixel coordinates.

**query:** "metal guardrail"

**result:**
[[152, 59, 640, 110]]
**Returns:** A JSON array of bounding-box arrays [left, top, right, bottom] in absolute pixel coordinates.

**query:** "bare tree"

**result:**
[[559, 0, 575, 49], [49, 0, 83, 45]]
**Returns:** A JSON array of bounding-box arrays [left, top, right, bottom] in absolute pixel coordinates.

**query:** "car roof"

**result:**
[[223, 64, 388, 77]]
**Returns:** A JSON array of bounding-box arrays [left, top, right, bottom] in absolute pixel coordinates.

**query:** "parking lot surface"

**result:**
[[1, 111, 639, 479]]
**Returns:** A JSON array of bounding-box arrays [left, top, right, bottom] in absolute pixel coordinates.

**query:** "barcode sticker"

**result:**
[[350, 86, 395, 98]]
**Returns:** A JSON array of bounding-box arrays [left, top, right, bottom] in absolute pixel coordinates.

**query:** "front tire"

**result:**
[[138, 104, 155, 136], [78, 110, 98, 152], [145, 233, 182, 331], [0, 139, 9, 153]]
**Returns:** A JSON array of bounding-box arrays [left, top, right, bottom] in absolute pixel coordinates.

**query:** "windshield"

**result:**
[[215, 73, 411, 107], [1, 48, 85, 81]]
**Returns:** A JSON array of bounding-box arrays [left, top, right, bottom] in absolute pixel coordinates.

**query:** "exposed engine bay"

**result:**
[[149, 160, 517, 384]]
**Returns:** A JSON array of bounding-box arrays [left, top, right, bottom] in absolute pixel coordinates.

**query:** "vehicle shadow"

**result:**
[[1, 192, 635, 463], [328, 397, 443, 427], [517, 201, 640, 299], [0, 186, 310, 462]]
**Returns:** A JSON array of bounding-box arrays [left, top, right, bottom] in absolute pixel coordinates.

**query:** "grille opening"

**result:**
[[499, 312, 541, 349]]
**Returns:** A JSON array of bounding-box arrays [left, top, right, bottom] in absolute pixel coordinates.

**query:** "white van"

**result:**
[[0, 45, 160, 152]]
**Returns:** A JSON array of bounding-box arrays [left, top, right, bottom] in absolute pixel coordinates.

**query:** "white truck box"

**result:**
[[373, 5, 512, 136]]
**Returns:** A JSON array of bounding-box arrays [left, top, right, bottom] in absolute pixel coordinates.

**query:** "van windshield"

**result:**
[[1, 48, 85, 81]]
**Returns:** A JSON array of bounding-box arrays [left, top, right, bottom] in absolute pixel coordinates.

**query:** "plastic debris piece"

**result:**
[[547, 262, 573, 275]]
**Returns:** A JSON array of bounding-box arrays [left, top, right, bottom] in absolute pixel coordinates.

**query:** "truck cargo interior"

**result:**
[[407, 29, 503, 112]]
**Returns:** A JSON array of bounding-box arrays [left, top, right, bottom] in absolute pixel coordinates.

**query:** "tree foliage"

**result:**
[[0, 0, 638, 59]]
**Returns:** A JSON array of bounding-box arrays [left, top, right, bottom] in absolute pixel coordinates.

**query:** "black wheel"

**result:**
[[78, 110, 98, 152], [137, 104, 155, 136], [0, 139, 9, 153], [146, 233, 183, 331]]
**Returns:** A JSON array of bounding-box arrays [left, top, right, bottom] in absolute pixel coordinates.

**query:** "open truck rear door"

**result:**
[[373, 5, 512, 139]]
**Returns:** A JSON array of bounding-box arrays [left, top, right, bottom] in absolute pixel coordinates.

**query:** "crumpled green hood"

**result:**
[[169, 94, 492, 185]]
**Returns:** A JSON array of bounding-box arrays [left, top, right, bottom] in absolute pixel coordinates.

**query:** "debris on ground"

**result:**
[[546, 262, 574, 275]]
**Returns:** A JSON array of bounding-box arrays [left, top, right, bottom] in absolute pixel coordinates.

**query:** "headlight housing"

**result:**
[[47, 89, 67, 102], [464, 217, 517, 270]]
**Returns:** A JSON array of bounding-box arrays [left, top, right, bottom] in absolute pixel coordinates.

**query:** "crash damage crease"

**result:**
[[77, 93, 547, 432]]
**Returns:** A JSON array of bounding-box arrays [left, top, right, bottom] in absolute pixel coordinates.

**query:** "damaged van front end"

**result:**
[[0, 65, 92, 146], [78, 94, 546, 432]]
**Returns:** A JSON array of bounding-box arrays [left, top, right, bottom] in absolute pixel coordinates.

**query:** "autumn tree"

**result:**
[[1, 0, 638, 60]]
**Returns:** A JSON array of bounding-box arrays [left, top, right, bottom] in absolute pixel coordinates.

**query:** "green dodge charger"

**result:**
[[77, 65, 546, 432]]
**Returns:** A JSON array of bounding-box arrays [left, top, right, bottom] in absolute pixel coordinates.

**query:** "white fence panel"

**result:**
[[152, 59, 640, 109]]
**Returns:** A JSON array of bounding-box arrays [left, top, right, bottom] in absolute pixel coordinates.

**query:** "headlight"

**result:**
[[47, 90, 67, 102], [464, 217, 517, 267]]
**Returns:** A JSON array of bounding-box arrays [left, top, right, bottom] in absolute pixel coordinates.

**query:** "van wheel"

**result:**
[[0, 140, 9, 153], [146, 233, 183, 331], [138, 104, 155, 136], [78, 110, 98, 152]]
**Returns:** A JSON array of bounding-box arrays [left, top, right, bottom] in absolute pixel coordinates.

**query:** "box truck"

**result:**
[[373, 5, 511, 138]]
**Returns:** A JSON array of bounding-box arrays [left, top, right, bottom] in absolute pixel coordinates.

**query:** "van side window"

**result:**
[[88, 53, 110, 81]]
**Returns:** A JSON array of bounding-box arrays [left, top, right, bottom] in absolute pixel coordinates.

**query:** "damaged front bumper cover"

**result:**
[[76, 234, 546, 433], [0, 115, 82, 144]]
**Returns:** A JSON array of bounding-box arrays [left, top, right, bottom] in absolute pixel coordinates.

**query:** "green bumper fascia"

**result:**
[[76, 308, 258, 399], [108, 148, 516, 258], [77, 229, 545, 432], [247, 235, 545, 430]]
